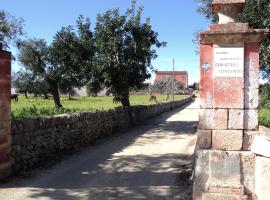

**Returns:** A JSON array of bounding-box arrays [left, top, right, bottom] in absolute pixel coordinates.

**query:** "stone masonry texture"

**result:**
[[195, 0, 269, 199], [202, 193, 244, 200], [228, 109, 244, 130], [200, 44, 213, 109], [244, 109, 258, 130], [207, 150, 242, 188], [213, 77, 244, 109], [197, 130, 212, 149], [0, 45, 12, 180], [11, 97, 192, 173], [212, 109, 228, 130], [240, 152, 256, 197], [212, 130, 243, 150], [255, 156, 270, 200], [198, 109, 213, 130], [243, 131, 257, 151]]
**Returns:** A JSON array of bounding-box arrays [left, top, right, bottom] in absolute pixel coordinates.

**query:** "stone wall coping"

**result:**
[[212, 0, 245, 5], [12, 97, 191, 121], [201, 28, 269, 35], [208, 23, 249, 33], [200, 29, 269, 44], [212, 0, 245, 12], [11, 96, 192, 135]]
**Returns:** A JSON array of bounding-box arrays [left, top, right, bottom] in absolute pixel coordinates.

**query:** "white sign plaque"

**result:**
[[214, 48, 244, 77]]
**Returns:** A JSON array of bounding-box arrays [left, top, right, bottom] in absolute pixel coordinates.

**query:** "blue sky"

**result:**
[[2, 0, 209, 84]]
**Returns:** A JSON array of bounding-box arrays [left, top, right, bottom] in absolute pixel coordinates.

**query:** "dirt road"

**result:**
[[1, 99, 199, 200]]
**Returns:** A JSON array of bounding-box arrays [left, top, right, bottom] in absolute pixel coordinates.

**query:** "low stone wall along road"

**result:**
[[1, 99, 199, 200]]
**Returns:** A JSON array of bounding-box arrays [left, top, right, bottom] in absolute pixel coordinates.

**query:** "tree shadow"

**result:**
[[1, 101, 197, 200], [23, 153, 193, 200]]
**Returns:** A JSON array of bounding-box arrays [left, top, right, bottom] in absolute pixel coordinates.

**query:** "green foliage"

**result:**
[[195, 0, 218, 23], [259, 108, 270, 128], [29, 77, 50, 98], [92, 1, 166, 107], [239, 0, 270, 82], [86, 81, 103, 97], [195, 0, 270, 82], [0, 10, 24, 49], [11, 95, 188, 119], [11, 105, 77, 120], [192, 82, 199, 91], [17, 15, 97, 108], [51, 16, 95, 96], [258, 84, 270, 128], [13, 70, 50, 98], [17, 39, 50, 75], [259, 83, 270, 107], [12, 70, 33, 97], [14, 1, 165, 110], [16, 38, 63, 108]]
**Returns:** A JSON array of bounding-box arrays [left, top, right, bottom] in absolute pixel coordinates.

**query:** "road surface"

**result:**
[[1, 99, 199, 200]]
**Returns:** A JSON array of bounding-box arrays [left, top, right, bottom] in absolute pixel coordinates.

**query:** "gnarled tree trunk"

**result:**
[[49, 81, 63, 108], [120, 91, 133, 125]]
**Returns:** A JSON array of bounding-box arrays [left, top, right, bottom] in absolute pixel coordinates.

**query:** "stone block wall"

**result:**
[[196, 41, 256, 199], [194, 1, 269, 199], [195, 43, 266, 199], [11, 97, 192, 172]]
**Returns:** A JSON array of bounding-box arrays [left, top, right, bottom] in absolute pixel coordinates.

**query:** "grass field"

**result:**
[[259, 107, 270, 128], [11, 94, 189, 119]]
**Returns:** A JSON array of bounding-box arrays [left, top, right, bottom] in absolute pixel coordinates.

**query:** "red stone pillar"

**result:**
[[0, 44, 13, 179], [194, 0, 269, 199]]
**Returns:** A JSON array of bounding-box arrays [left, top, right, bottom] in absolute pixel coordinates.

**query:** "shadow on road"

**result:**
[[1, 101, 198, 200]]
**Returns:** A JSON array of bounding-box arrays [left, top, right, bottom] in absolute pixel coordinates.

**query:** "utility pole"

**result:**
[[172, 58, 175, 102]]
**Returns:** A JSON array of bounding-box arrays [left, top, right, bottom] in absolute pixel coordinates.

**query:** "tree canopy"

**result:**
[[51, 15, 95, 99], [14, 0, 166, 112], [92, 1, 166, 108], [17, 38, 63, 107], [0, 10, 24, 49], [17, 15, 97, 107], [12, 70, 33, 98]]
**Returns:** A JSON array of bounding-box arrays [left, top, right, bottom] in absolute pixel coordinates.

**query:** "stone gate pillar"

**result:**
[[194, 0, 269, 199], [0, 44, 12, 179]]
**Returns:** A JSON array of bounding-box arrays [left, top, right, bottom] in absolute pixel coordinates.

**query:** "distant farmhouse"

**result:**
[[155, 71, 188, 88]]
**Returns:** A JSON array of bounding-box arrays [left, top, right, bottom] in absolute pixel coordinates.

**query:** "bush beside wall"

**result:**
[[11, 96, 192, 172]]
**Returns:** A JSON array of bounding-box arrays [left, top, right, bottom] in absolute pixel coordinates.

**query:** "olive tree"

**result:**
[[0, 10, 24, 49], [92, 0, 166, 108]]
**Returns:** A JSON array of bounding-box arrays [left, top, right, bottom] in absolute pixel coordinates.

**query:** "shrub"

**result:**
[[12, 105, 78, 120], [259, 107, 270, 128]]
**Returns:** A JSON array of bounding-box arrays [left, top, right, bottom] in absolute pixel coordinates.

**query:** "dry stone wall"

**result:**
[[11, 97, 192, 172]]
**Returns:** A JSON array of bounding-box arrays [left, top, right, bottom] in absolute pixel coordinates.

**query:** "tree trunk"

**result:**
[[120, 96, 130, 108], [24, 92, 28, 98], [44, 93, 49, 99], [120, 92, 133, 125], [166, 94, 169, 101], [68, 92, 71, 100], [49, 81, 63, 108]]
